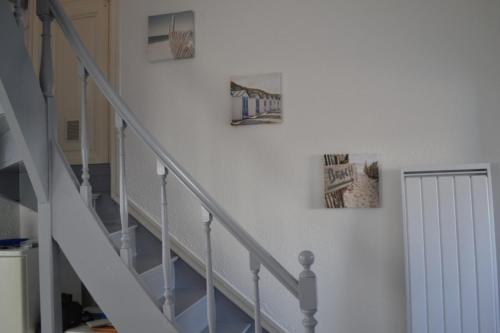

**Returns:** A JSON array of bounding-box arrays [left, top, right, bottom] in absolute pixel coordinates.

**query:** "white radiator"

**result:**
[[402, 164, 500, 333], [0, 246, 39, 333]]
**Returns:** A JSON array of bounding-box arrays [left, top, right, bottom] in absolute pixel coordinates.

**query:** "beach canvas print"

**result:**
[[147, 11, 194, 61], [324, 154, 380, 208], [231, 73, 282, 125]]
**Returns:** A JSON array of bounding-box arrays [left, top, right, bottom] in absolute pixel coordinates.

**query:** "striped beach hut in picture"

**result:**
[[230, 73, 283, 125], [232, 90, 249, 121], [248, 96, 257, 118]]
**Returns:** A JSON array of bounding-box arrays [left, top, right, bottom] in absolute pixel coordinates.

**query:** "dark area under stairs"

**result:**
[[71, 164, 268, 333]]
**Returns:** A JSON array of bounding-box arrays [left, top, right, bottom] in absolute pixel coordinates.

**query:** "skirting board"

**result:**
[[112, 193, 289, 333]]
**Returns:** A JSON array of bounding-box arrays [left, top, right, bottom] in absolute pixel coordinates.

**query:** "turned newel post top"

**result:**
[[37, 0, 52, 20], [201, 206, 213, 224], [299, 250, 314, 270], [114, 114, 127, 129], [156, 160, 168, 176]]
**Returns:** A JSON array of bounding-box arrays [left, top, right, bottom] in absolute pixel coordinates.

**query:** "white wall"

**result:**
[[119, 0, 500, 332]]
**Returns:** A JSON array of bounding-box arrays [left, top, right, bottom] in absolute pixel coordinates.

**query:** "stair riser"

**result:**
[[139, 259, 178, 303], [109, 226, 137, 259], [176, 296, 208, 333]]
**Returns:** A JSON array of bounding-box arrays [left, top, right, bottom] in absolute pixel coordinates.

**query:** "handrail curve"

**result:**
[[48, 0, 299, 298]]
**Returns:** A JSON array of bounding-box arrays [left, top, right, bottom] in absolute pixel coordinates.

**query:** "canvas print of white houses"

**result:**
[[147, 11, 194, 61], [324, 154, 380, 208], [231, 73, 282, 125]]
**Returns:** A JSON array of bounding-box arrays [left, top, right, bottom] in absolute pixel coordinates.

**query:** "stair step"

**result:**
[[108, 224, 138, 258], [138, 258, 179, 302], [175, 290, 208, 333], [101, 217, 138, 234], [200, 322, 252, 333]]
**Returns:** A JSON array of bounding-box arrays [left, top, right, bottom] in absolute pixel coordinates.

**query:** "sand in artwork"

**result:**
[[324, 154, 380, 208], [148, 11, 194, 61]]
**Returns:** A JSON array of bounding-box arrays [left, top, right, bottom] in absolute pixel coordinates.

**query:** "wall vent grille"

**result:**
[[66, 120, 80, 141]]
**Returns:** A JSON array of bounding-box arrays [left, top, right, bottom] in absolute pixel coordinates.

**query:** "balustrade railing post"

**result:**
[[201, 207, 216, 333], [38, 0, 57, 139], [13, 0, 24, 27], [250, 253, 262, 333], [78, 62, 92, 206], [299, 251, 318, 333], [115, 114, 132, 268], [37, 1, 63, 332], [157, 161, 175, 321]]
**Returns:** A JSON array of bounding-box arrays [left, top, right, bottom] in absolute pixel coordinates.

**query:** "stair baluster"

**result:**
[[78, 62, 92, 206], [157, 161, 175, 321], [299, 251, 318, 333], [115, 115, 132, 267], [202, 207, 216, 333], [250, 253, 262, 333], [13, 0, 24, 27]]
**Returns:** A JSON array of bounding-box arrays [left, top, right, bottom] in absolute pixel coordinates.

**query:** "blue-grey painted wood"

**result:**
[[13, 0, 24, 27], [157, 161, 175, 321], [250, 253, 262, 333], [201, 322, 252, 333], [175, 292, 209, 333], [48, 0, 300, 298], [202, 208, 216, 333], [115, 116, 132, 268], [50, 145, 180, 333], [403, 166, 500, 333], [0, 116, 20, 169], [0, 0, 48, 203], [298, 251, 317, 333], [78, 63, 92, 206], [139, 258, 178, 305], [109, 225, 138, 259]]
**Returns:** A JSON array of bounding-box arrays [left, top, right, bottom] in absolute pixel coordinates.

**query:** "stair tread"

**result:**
[[101, 218, 138, 233], [200, 322, 252, 333], [174, 288, 207, 316]]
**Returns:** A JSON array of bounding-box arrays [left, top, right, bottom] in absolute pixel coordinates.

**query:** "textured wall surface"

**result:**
[[119, 0, 500, 332], [0, 195, 19, 238]]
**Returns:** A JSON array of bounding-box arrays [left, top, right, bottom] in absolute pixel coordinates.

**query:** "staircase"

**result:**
[[0, 0, 318, 333], [72, 164, 256, 333]]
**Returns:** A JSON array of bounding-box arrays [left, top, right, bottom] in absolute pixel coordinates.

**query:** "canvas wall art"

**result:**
[[147, 11, 195, 61], [230, 73, 282, 125], [324, 154, 380, 208]]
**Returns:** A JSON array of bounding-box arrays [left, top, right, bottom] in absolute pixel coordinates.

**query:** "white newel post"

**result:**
[[299, 251, 318, 333], [37, 0, 63, 332], [78, 62, 92, 206], [250, 253, 262, 333], [157, 161, 175, 321], [202, 206, 216, 333], [115, 114, 132, 267]]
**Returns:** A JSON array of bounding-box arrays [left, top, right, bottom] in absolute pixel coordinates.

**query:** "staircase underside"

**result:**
[[51, 147, 179, 333]]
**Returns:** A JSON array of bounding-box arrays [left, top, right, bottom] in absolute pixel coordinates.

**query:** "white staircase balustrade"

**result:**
[[299, 251, 318, 333], [157, 160, 175, 321], [25, 0, 322, 331], [115, 114, 132, 268], [78, 62, 92, 206], [202, 206, 216, 333], [250, 253, 262, 333], [36, 1, 64, 332], [13, 0, 24, 27]]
